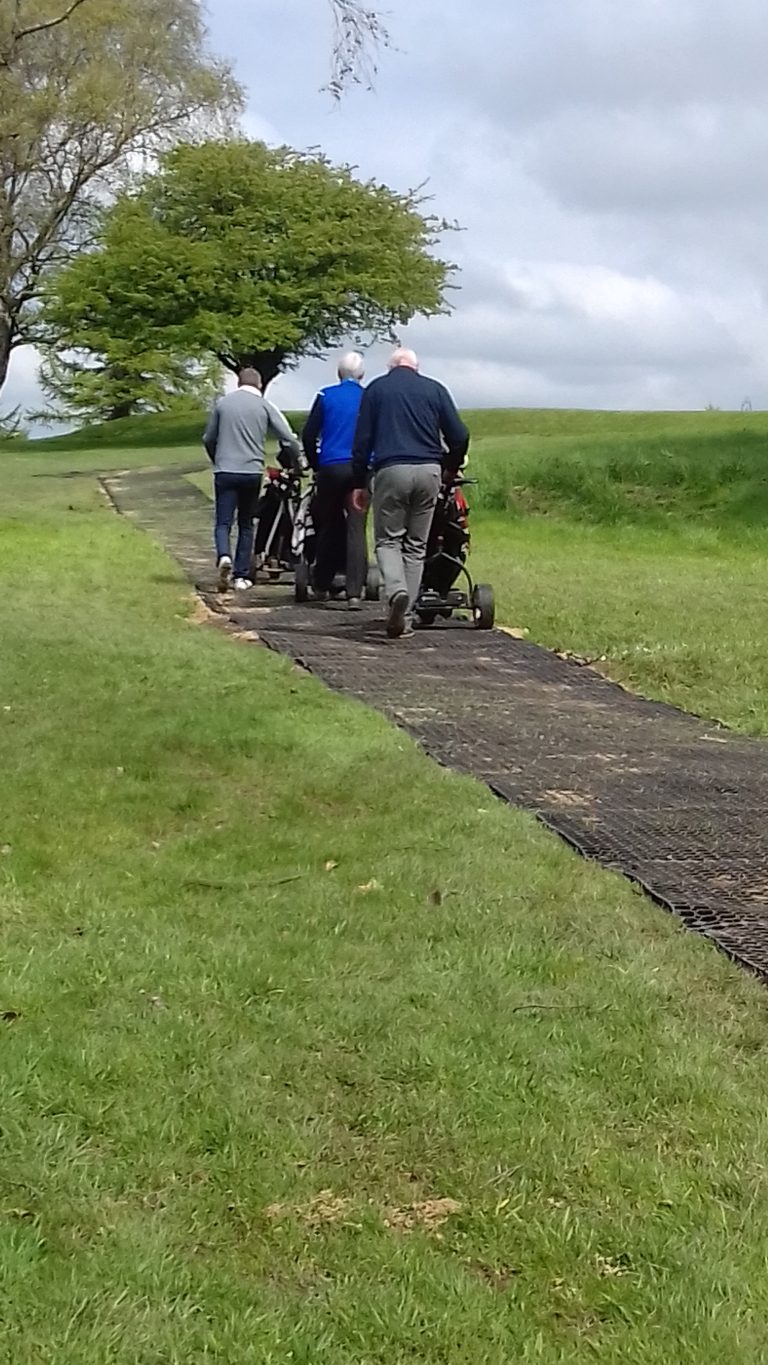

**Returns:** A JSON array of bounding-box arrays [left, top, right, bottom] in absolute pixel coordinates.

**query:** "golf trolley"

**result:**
[[413, 475, 495, 630], [292, 478, 381, 604], [251, 458, 302, 583]]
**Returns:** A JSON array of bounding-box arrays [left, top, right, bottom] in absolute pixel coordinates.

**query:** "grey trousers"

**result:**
[[373, 462, 441, 608]]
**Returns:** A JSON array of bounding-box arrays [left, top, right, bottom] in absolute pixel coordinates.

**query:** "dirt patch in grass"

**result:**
[[383, 1198, 462, 1234], [263, 1193, 462, 1237], [264, 1191, 353, 1228]]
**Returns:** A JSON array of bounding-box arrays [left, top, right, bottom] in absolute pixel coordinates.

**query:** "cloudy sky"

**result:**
[[8, 0, 768, 417]]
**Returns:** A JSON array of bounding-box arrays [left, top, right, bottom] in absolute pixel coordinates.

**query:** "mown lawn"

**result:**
[[471, 514, 768, 734], [4, 442, 768, 1362]]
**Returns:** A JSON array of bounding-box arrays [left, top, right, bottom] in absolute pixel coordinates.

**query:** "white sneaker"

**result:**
[[233, 577, 254, 591], [217, 556, 232, 591]]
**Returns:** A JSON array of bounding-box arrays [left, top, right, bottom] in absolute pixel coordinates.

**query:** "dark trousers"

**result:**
[[313, 461, 367, 598], [214, 472, 262, 578]]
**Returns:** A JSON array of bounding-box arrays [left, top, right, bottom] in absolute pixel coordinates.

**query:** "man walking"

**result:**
[[203, 368, 301, 592], [302, 351, 367, 609], [351, 348, 469, 637]]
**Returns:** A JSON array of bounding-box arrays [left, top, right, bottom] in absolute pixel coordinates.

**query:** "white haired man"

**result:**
[[351, 349, 469, 637], [302, 351, 367, 608]]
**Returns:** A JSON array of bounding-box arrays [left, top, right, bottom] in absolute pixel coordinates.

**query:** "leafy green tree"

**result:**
[[0, 403, 26, 442], [42, 139, 456, 389], [36, 342, 219, 425], [0, 0, 240, 395]]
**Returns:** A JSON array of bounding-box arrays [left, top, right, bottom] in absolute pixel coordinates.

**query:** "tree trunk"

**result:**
[[218, 348, 285, 391], [247, 350, 283, 390], [105, 399, 137, 421], [0, 319, 12, 397]]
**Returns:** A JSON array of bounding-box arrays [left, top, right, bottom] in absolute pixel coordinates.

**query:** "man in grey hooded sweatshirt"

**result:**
[[203, 367, 302, 591]]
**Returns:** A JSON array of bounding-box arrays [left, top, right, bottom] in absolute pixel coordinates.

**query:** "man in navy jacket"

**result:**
[[351, 348, 469, 637], [302, 352, 367, 608]]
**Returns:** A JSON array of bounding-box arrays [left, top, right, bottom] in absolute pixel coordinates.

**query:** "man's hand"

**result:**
[[350, 488, 369, 514]]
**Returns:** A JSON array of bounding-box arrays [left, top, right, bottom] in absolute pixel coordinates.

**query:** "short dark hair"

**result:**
[[238, 367, 262, 389]]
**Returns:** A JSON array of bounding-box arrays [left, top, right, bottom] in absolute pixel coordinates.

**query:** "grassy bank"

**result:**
[[467, 412, 768, 526], [3, 442, 768, 1361]]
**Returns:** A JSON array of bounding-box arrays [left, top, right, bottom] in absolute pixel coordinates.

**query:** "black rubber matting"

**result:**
[[103, 466, 768, 979]]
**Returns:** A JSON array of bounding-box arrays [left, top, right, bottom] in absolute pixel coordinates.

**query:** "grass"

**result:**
[[3, 437, 768, 1362], [470, 513, 768, 733], [459, 408, 768, 733], [7, 407, 768, 1358], [23, 400, 768, 454], [14, 405, 303, 453], [467, 415, 768, 527]]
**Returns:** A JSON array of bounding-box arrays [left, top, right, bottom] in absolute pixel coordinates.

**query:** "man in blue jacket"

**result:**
[[351, 348, 469, 638], [302, 352, 367, 609]]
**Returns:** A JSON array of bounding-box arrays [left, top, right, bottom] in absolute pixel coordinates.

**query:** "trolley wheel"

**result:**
[[295, 560, 310, 602], [471, 583, 495, 630], [365, 565, 381, 602], [416, 611, 437, 626]]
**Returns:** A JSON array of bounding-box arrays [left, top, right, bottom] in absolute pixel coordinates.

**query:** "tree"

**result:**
[[0, 0, 90, 58], [36, 342, 220, 425], [41, 139, 456, 391], [0, 0, 241, 396], [326, 0, 390, 97], [0, 403, 26, 441]]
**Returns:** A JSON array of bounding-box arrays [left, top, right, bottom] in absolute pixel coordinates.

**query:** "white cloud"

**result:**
[[3, 348, 44, 418]]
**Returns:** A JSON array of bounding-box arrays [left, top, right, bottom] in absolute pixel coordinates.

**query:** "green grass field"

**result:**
[[4, 410, 768, 1361], [466, 408, 768, 733]]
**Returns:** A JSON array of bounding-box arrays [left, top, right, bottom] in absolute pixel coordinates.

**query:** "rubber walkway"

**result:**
[[104, 465, 768, 979]]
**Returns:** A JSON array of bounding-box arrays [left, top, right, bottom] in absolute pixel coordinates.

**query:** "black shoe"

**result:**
[[386, 590, 409, 638]]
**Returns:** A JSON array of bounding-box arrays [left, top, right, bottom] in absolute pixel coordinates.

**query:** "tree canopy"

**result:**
[[0, 0, 240, 393], [37, 343, 220, 425], [43, 139, 456, 390]]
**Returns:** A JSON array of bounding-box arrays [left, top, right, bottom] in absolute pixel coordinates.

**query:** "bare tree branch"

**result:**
[[15, 0, 91, 42], [0, 0, 93, 65], [326, 0, 390, 98]]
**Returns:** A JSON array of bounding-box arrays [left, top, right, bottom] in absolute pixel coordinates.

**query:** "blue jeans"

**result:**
[[214, 472, 262, 578]]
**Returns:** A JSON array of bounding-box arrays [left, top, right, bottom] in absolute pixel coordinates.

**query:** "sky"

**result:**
[[8, 0, 768, 420]]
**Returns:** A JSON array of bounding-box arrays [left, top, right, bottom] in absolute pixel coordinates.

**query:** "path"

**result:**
[[104, 465, 768, 979]]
